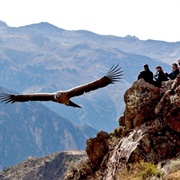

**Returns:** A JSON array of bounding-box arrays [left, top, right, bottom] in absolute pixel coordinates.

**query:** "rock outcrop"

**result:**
[[0, 151, 87, 180], [65, 75, 180, 180]]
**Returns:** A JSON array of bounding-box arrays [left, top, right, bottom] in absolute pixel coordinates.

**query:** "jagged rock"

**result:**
[[155, 74, 180, 132], [86, 131, 109, 169], [122, 79, 160, 129], [103, 129, 144, 179]]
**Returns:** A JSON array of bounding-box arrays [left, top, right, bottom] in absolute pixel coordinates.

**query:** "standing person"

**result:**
[[138, 64, 154, 84], [154, 66, 168, 87], [166, 63, 179, 80]]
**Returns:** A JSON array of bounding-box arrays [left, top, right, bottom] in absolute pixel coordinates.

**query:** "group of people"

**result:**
[[138, 59, 180, 87]]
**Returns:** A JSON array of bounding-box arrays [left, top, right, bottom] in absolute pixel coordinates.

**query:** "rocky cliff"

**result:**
[[1, 75, 180, 180], [0, 151, 87, 180], [65, 74, 180, 179]]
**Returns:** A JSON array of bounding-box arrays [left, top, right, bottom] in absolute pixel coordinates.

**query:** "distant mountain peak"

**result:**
[[124, 35, 139, 40], [32, 22, 60, 28], [0, 20, 8, 27], [20, 21, 64, 31]]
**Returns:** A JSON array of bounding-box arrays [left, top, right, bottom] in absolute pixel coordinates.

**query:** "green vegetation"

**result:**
[[116, 161, 163, 180], [65, 158, 180, 179], [140, 162, 162, 179]]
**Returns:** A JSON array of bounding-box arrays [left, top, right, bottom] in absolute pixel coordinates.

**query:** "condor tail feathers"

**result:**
[[68, 100, 82, 108]]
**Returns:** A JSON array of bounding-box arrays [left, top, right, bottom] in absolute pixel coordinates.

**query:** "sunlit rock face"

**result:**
[[120, 79, 160, 129], [155, 75, 180, 132], [86, 131, 109, 170]]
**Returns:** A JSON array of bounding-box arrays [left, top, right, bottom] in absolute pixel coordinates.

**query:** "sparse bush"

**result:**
[[116, 161, 163, 180], [140, 162, 162, 179]]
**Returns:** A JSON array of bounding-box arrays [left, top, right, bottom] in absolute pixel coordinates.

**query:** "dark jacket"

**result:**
[[154, 70, 168, 87], [167, 69, 180, 80], [138, 69, 154, 84]]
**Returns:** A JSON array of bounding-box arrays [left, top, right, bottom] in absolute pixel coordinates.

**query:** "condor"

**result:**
[[0, 65, 122, 108]]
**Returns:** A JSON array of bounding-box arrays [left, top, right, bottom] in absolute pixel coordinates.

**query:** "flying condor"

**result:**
[[0, 65, 123, 108]]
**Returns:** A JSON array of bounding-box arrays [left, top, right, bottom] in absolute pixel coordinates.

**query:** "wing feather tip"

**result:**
[[0, 93, 13, 104], [105, 64, 123, 84]]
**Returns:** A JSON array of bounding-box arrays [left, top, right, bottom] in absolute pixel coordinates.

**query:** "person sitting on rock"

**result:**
[[166, 63, 180, 80], [138, 64, 154, 84], [154, 66, 168, 87]]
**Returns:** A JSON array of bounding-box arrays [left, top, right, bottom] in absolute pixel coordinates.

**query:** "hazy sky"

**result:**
[[0, 0, 180, 42]]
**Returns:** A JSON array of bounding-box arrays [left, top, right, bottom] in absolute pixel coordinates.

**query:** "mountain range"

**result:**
[[0, 20, 180, 169]]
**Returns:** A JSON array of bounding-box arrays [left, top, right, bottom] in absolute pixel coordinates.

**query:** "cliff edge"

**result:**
[[65, 74, 180, 180]]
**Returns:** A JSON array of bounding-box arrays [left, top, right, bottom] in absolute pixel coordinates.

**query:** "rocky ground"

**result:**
[[0, 151, 87, 180]]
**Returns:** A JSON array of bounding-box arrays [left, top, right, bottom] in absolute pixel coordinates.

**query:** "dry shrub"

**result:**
[[116, 161, 163, 180]]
